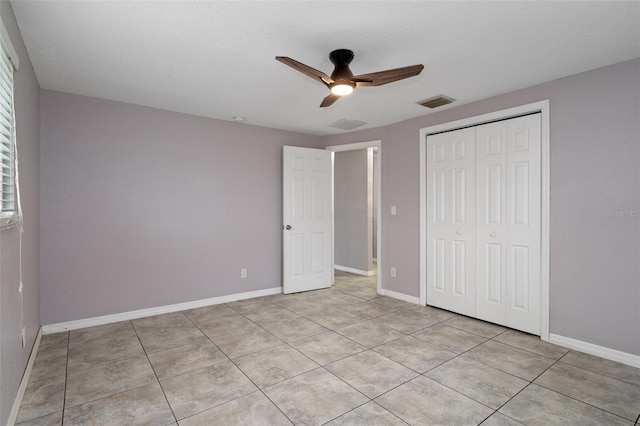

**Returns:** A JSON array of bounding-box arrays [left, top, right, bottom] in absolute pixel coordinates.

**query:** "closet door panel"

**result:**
[[426, 127, 476, 316], [506, 114, 541, 334], [476, 121, 508, 325]]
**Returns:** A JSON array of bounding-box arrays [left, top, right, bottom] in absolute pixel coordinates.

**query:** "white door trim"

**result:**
[[326, 140, 382, 295], [419, 100, 550, 341]]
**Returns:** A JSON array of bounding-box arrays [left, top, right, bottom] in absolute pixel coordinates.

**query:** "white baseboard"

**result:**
[[7, 328, 42, 426], [379, 289, 420, 305], [335, 265, 374, 276], [42, 287, 282, 334], [548, 333, 640, 368]]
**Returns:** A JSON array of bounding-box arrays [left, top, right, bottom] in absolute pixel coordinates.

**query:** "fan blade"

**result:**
[[320, 94, 341, 108], [353, 64, 424, 87], [276, 56, 333, 87]]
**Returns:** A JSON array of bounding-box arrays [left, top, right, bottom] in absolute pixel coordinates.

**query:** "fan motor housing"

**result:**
[[330, 49, 355, 81], [329, 49, 354, 65]]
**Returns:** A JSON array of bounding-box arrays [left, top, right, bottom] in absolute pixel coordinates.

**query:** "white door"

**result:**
[[505, 115, 541, 334], [426, 127, 476, 317], [475, 121, 509, 324], [283, 146, 333, 294], [476, 114, 541, 334]]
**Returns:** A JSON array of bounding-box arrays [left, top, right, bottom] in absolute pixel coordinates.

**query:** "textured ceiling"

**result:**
[[10, 1, 640, 136]]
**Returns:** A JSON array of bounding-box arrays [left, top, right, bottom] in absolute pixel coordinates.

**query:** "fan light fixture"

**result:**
[[330, 82, 355, 96], [276, 49, 424, 107]]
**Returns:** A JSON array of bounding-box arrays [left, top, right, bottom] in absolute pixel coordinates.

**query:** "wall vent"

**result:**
[[328, 119, 366, 130], [419, 95, 455, 109]]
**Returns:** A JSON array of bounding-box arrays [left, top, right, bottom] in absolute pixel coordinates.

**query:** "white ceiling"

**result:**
[[10, 1, 640, 136]]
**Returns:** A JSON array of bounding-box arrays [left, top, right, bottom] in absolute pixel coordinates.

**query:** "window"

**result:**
[[0, 22, 18, 230]]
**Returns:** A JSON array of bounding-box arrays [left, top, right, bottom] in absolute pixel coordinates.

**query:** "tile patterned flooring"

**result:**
[[17, 271, 640, 425]]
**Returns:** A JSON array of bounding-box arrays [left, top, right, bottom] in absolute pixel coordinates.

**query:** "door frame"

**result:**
[[326, 140, 382, 295], [419, 100, 551, 341]]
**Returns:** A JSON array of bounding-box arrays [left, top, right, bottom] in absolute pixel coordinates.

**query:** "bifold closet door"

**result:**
[[476, 114, 541, 334], [426, 127, 476, 317]]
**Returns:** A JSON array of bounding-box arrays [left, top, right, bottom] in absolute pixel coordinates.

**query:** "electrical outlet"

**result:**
[[391, 205, 397, 215], [240, 268, 247, 279], [390, 267, 397, 278]]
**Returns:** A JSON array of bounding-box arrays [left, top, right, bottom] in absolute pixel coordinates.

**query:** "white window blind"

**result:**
[[0, 43, 14, 212], [0, 28, 17, 228]]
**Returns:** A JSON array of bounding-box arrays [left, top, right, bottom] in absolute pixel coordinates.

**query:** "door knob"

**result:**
[[490, 232, 496, 238], [285, 225, 292, 230], [456, 228, 462, 236]]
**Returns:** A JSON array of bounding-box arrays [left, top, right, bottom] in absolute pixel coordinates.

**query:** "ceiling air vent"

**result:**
[[419, 95, 455, 109], [328, 119, 367, 130]]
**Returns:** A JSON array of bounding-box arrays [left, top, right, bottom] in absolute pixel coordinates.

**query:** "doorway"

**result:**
[[326, 141, 382, 295]]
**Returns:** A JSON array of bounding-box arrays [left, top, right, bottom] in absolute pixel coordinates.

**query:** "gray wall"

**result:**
[[334, 149, 372, 273], [40, 90, 322, 324], [0, 1, 40, 424], [323, 58, 640, 357]]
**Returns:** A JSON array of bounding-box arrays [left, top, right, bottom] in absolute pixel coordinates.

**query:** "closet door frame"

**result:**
[[419, 100, 550, 341]]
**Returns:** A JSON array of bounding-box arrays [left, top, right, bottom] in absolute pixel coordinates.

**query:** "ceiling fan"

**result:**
[[276, 49, 424, 107]]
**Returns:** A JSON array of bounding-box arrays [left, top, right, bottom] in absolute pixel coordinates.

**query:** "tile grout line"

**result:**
[[182, 305, 299, 425], [487, 330, 570, 361], [450, 336, 560, 383], [405, 326, 556, 423], [60, 330, 70, 426], [557, 352, 640, 389], [226, 308, 375, 419], [488, 351, 568, 421], [228, 295, 422, 404], [363, 313, 505, 420], [424, 325, 564, 423], [319, 402, 369, 426], [491, 350, 635, 424], [527, 351, 639, 423], [224, 294, 409, 424], [12, 340, 64, 425], [53, 325, 177, 424], [131, 319, 179, 425]]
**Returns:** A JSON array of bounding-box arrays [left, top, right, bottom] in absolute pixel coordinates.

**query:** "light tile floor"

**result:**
[[17, 270, 640, 425]]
